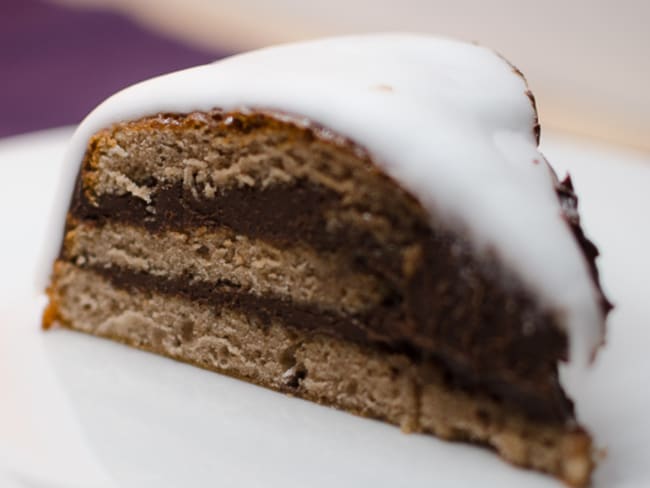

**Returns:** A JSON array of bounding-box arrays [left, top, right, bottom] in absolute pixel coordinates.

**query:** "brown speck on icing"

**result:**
[[372, 84, 394, 92], [524, 89, 541, 145], [511, 65, 524, 78]]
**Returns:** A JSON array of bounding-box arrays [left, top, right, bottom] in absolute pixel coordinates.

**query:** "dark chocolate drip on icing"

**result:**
[[84, 264, 573, 422], [555, 173, 613, 319]]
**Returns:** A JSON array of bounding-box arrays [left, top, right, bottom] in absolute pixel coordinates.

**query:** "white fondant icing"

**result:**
[[41, 34, 604, 364]]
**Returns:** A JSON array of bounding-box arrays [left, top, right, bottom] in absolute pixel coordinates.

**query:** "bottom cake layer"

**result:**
[[44, 262, 593, 486]]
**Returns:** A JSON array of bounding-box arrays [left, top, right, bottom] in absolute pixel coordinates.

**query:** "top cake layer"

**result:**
[[43, 34, 606, 364]]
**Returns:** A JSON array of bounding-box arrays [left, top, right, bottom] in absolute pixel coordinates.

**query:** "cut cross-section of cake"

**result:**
[[42, 34, 610, 486]]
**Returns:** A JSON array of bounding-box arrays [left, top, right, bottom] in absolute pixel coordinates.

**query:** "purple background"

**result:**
[[0, 0, 228, 138]]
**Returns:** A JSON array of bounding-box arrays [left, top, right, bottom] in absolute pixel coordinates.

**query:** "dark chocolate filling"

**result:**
[[74, 179, 342, 250], [66, 176, 584, 423]]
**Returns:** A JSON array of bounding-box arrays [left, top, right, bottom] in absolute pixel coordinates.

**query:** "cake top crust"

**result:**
[[42, 34, 605, 364]]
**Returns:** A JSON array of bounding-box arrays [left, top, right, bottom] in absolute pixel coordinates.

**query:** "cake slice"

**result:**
[[42, 35, 610, 486]]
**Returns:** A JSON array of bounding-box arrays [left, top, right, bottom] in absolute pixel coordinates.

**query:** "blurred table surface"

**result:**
[[3, 0, 650, 151], [0, 0, 224, 138], [48, 0, 650, 151]]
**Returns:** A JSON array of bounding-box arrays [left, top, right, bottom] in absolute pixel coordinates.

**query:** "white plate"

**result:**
[[0, 128, 649, 488]]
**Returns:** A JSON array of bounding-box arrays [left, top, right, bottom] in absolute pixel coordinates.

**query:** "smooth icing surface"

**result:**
[[42, 34, 604, 364]]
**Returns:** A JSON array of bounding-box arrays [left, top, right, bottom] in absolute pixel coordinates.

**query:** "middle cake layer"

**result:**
[[62, 221, 388, 315]]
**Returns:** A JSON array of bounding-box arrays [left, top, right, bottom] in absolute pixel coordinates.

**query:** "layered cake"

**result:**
[[42, 35, 610, 486]]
